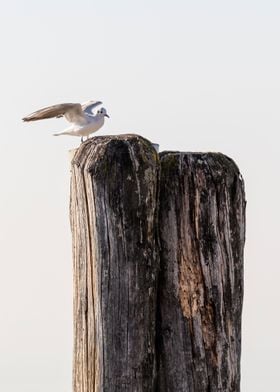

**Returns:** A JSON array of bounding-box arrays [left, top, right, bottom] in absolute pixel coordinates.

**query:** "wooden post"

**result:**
[[70, 135, 160, 392], [70, 137, 245, 392], [157, 152, 245, 392]]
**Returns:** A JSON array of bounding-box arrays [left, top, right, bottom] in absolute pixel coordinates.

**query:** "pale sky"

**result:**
[[0, 1, 279, 391]]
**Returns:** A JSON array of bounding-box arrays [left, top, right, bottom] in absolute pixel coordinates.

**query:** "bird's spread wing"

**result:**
[[82, 100, 102, 115], [22, 103, 87, 125]]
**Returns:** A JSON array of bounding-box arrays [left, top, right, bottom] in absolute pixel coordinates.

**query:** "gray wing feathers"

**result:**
[[22, 103, 85, 123], [81, 100, 102, 115]]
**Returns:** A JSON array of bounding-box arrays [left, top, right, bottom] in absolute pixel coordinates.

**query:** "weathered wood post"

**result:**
[[157, 152, 245, 392], [70, 135, 160, 391], [70, 136, 245, 392]]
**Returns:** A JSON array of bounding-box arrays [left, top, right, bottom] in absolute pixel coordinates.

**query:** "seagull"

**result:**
[[22, 100, 109, 142]]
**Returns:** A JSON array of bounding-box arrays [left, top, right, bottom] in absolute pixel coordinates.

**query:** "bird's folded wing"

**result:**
[[82, 100, 102, 115], [22, 103, 86, 124]]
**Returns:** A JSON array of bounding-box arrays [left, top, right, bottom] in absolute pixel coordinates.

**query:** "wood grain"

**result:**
[[157, 152, 246, 392], [70, 135, 160, 392], [70, 138, 246, 392]]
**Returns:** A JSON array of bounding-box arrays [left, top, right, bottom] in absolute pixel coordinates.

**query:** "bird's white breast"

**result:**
[[73, 116, 104, 136]]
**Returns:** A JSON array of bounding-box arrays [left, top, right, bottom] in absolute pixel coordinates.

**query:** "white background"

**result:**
[[0, 1, 279, 390]]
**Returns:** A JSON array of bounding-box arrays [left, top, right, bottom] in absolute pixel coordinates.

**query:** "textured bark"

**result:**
[[70, 137, 245, 392], [70, 135, 160, 392], [157, 152, 246, 392]]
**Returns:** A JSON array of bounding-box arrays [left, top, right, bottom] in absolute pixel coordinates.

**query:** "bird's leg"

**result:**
[[81, 136, 84, 143]]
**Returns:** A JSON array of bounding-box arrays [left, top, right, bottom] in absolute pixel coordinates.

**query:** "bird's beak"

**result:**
[[105, 114, 110, 118]]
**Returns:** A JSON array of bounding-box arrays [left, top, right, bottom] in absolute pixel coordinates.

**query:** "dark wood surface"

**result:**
[[70, 135, 160, 392], [157, 152, 245, 392], [70, 135, 246, 392]]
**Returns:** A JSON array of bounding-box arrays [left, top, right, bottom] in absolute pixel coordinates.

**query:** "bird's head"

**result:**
[[97, 107, 110, 118]]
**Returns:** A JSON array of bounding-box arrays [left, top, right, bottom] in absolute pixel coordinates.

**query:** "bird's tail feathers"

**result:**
[[53, 130, 72, 136]]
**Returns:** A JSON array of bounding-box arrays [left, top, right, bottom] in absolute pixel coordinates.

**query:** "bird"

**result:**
[[22, 100, 109, 142]]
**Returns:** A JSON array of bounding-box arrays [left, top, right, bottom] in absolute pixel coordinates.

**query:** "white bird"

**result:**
[[22, 100, 109, 142]]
